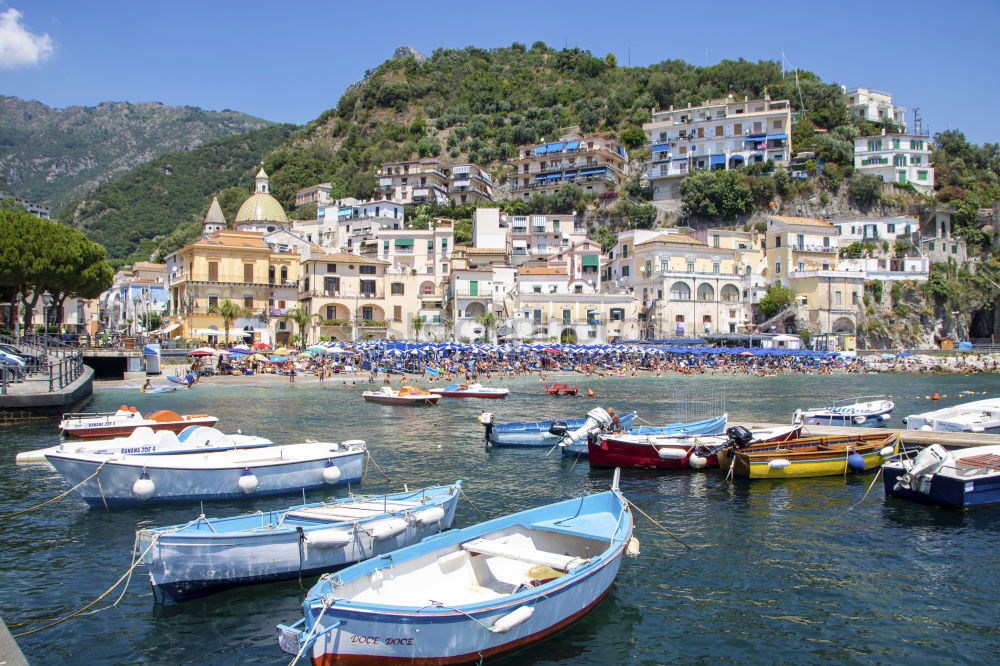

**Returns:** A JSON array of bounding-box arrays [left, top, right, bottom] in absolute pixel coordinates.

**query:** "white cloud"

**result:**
[[0, 8, 53, 69]]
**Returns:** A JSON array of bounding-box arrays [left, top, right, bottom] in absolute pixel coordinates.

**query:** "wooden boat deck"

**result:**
[[731, 422, 1000, 449], [286, 500, 420, 523]]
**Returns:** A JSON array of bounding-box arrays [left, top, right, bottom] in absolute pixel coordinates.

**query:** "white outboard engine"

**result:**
[[894, 444, 949, 493], [549, 408, 614, 447]]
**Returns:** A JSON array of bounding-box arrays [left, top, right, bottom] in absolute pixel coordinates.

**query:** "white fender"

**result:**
[[768, 458, 791, 469], [971, 426, 985, 433], [237, 472, 259, 494], [412, 506, 445, 526], [878, 446, 895, 457], [367, 517, 408, 541], [626, 537, 641, 557], [879, 413, 891, 421], [342, 439, 366, 450], [920, 424, 932, 431], [322, 465, 342, 484], [307, 528, 352, 548], [132, 475, 155, 500], [489, 605, 534, 633], [688, 454, 708, 469], [853, 415, 867, 424], [657, 447, 688, 460]]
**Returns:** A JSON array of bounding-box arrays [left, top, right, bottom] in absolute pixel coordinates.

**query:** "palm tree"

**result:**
[[474, 312, 497, 343], [412, 314, 425, 341], [281, 305, 323, 347], [209, 299, 251, 345]]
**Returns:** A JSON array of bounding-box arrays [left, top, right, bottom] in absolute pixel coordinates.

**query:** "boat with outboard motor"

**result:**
[[138, 482, 463, 603], [45, 439, 367, 508], [15, 425, 272, 464], [59, 406, 218, 438], [720, 431, 899, 479], [882, 444, 1000, 508], [479, 410, 637, 448], [903, 398, 1000, 433], [587, 424, 802, 470], [792, 396, 894, 427], [553, 412, 728, 457], [363, 386, 441, 406], [275, 471, 634, 665], [429, 382, 509, 399]]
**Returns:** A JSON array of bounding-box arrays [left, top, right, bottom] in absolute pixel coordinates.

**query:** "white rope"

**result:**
[[288, 597, 332, 666]]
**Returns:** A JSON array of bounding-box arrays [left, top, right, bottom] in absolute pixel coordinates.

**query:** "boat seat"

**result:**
[[461, 536, 588, 572], [285, 500, 420, 523]]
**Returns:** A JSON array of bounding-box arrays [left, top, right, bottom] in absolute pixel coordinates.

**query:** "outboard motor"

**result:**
[[479, 412, 495, 445], [894, 444, 949, 493], [726, 425, 754, 451], [553, 408, 614, 448], [548, 421, 569, 438]]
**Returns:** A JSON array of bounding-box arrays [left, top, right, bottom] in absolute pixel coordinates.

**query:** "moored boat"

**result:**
[[559, 413, 728, 457], [722, 432, 899, 479], [882, 444, 1000, 508], [15, 425, 272, 464], [138, 482, 462, 603], [792, 395, 894, 427], [45, 440, 367, 508], [429, 382, 509, 399], [480, 409, 637, 448], [59, 406, 218, 438], [363, 386, 441, 406], [588, 424, 802, 470], [903, 398, 1000, 433], [276, 473, 633, 665], [545, 382, 579, 395]]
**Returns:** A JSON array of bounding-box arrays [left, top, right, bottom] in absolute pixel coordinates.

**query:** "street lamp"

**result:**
[[41, 293, 53, 336]]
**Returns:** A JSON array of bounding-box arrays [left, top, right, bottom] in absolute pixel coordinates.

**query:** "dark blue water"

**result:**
[[1, 373, 998, 665]]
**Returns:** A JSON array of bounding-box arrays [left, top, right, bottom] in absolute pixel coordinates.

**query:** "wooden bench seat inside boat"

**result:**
[[461, 536, 589, 571], [286, 500, 420, 523]]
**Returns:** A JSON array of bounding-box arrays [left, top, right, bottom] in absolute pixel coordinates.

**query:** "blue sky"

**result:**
[[3, 0, 997, 144]]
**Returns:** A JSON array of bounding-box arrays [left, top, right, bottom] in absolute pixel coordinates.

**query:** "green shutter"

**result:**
[[581, 255, 599, 267], [394, 238, 414, 247], [469, 280, 478, 296]]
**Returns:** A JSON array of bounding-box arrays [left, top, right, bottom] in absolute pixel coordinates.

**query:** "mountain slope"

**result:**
[[0, 96, 275, 207]]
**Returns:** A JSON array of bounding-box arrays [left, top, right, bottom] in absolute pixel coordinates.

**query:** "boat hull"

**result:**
[[45, 446, 365, 508], [141, 486, 461, 602], [62, 417, 219, 439], [730, 435, 898, 479], [487, 413, 636, 448], [363, 395, 440, 406], [561, 414, 726, 457], [882, 463, 1000, 509], [799, 410, 892, 427], [430, 391, 508, 399]]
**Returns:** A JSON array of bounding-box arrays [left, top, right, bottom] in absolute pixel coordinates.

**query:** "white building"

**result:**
[[831, 217, 918, 244], [838, 256, 929, 281], [644, 95, 793, 200], [854, 133, 934, 192], [507, 135, 627, 200], [294, 183, 333, 208], [843, 87, 907, 131], [448, 164, 494, 205]]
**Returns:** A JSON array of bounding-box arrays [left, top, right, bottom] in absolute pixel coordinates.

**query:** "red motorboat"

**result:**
[[588, 424, 802, 470], [59, 406, 219, 438], [545, 382, 579, 396]]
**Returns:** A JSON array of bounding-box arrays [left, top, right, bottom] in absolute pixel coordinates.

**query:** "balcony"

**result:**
[[299, 289, 385, 300], [510, 173, 618, 193], [168, 273, 272, 288], [792, 243, 837, 254]]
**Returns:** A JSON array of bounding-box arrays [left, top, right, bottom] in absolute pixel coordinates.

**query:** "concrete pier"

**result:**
[[0, 365, 93, 425]]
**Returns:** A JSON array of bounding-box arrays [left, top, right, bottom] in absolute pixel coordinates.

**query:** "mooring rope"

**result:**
[[626, 500, 692, 550], [365, 451, 393, 483], [458, 485, 488, 521], [0, 460, 108, 520], [288, 598, 332, 666]]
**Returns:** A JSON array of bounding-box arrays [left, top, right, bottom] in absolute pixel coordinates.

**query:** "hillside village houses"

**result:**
[[508, 135, 628, 200], [843, 87, 907, 131], [853, 132, 934, 192]]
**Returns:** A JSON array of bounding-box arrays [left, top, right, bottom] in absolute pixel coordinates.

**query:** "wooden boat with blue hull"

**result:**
[[44, 440, 367, 508], [138, 482, 462, 603], [723, 432, 899, 479], [883, 444, 1000, 509], [559, 413, 728, 457], [480, 410, 637, 448], [276, 473, 634, 665], [793, 396, 894, 427]]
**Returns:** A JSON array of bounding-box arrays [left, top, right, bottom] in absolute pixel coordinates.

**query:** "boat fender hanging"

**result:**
[[238, 469, 259, 494], [412, 506, 445, 526], [132, 473, 155, 500], [322, 463, 342, 485], [768, 458, 791, 469], [657, 447, 688, 460], [878, 446, 895, 457], [847, 453, 866, 472], [626, 537, 641, 557], [489, 606, 534, 633], [307, 528, 352, 549], [368, 517, 408, 541], [879, 413, 892, 421], [342, 439, 366, 450], [853, 415, 867, 424], [688, 454, 708, 469], [920, 425, 932, 431]]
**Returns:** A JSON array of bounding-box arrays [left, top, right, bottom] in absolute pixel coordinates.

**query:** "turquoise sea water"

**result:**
[[1, 372, 998, 665]]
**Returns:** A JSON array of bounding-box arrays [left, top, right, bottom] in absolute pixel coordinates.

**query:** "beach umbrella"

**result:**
[[270, 355, 288, 363], [306, 345, 326, 353], [252, 342, 272, 350], [187, 350, 214, 357], [273, 347, 289, 355]]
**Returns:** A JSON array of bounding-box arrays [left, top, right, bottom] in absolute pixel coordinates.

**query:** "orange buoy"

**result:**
[[587, 388, 595, 398], [932, 392, 940, 401]]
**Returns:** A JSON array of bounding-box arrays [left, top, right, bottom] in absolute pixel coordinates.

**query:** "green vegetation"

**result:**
[[208, 299, 251, 345], [758, 282, 793, 320], [0, 209, 113, 331], [57, 124, 294, 263]]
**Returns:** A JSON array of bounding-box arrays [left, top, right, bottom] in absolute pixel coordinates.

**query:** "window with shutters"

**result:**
[[244, 264, 254, 283]]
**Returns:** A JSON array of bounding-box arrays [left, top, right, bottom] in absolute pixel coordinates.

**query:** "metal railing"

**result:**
[[0, 333, 86, 395]]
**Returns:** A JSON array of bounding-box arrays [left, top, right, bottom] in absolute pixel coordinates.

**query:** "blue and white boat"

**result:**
[[559, 412, 728, 457], [480, 410, 637, 448], [883, 444, 1000, 509], [793, 396, 894, 427], [138, 482, 462, 603], [45, 440, 367, 508], [15, 425, 272, 464], [276, 472, 634, 665]]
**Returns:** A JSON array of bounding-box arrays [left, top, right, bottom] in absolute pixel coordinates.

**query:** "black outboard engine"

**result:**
[[548, 421, 569, 438], [726, 425, 754, 450]]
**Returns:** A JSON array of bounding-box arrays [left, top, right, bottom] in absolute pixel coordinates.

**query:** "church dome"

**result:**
[[234, 192, 288, 224]]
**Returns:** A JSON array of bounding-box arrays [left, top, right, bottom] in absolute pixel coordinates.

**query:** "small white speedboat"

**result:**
[[363, 386, 441, 406], [45, 440, 367, 508], [59, 406, 218, 438], [904, 398, 1000, 432], [16, 425, 272, 464], [793, 396, 894, 426], [430, 383, 509, 399]]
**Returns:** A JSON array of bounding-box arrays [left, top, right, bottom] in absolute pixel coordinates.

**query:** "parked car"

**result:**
[[0, 344, 42, 366]]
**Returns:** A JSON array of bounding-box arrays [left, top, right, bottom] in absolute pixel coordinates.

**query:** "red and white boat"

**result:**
[[59, 406, 219, 439], [429, 382, 509, 399], [362, 386, 441, 406], [545, 382, 579, 396], [588, 424, 802, 470]]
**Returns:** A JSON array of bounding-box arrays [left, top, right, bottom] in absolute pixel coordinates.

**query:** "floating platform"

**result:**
[[730, 422, 1000, 449]]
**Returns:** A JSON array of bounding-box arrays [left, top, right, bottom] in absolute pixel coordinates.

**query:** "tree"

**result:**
[[758, 282, 794, 320], [619, 126, 646, 151], [412, 314, 425, 340], [847, 173, 883, 209], [0, 197, 28, 214], [474, 312, 497, 342], [209, 299, 251, 345], [290, 201, 318, 221], [280, 305, 321, 347], [592, 227, 617, 253]]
